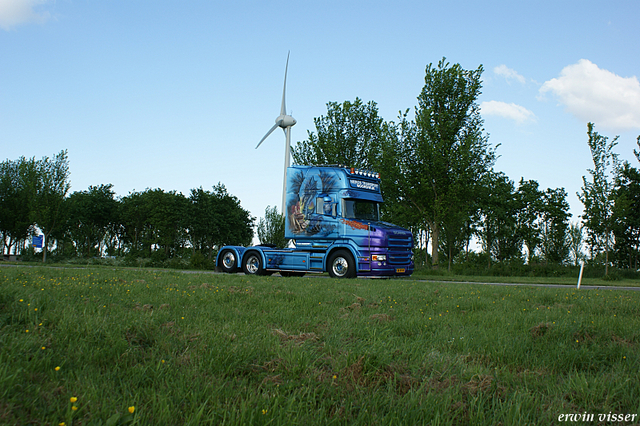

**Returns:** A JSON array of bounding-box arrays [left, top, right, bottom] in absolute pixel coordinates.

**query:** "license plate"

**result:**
[[396, 268, 405, 273]]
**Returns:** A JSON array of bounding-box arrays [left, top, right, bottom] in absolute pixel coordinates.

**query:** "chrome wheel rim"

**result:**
[[332, 257, 349, 277], [246, 255, 259, 274], [222, 251, 235, 269]]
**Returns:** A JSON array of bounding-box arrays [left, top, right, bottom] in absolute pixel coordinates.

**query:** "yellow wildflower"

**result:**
[[128, 406, 135, 414], [70, 397, 77, 403]]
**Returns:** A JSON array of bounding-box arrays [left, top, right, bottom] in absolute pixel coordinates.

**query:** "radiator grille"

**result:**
[[387, 233, 412, 265]]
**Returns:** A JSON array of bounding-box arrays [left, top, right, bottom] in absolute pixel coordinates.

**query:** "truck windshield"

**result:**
[[343, 199, 380, 221]]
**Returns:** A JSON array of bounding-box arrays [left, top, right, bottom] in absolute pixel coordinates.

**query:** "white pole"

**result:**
[[577, 261, 585, 289], [282, 126, 291, 217]]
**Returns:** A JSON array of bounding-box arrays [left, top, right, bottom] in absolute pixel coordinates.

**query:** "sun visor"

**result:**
[[339, 189, 383, 203]]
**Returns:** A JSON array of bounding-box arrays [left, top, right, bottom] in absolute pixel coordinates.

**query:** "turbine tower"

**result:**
[[256, 52, 296, 217]]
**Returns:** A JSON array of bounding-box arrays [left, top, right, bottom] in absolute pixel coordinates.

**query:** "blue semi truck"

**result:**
[[216, 165, 414, 278]]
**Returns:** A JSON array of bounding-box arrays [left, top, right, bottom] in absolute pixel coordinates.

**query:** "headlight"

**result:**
[[372, 254, 386, 261]]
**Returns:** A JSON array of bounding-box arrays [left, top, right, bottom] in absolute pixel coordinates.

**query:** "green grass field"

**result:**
[[1, 266, 639, 425]]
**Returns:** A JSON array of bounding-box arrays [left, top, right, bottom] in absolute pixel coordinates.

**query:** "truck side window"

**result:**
[[317, 197, 337, 217]]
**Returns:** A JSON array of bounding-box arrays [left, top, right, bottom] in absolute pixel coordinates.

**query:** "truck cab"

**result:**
[[217, 165, 414, 278]]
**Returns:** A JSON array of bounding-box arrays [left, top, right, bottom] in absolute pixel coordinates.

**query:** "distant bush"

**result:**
[[412, 250, 640, 280]]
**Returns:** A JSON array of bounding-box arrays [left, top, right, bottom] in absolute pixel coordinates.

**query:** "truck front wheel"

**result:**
[[242, 252, 265, 276], [328, 250, 356, 279]]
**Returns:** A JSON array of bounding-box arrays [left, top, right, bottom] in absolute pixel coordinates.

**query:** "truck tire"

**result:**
[[219, 249, 237, 273], [242, 251, 265, 276], [328, 250, 356, 279]]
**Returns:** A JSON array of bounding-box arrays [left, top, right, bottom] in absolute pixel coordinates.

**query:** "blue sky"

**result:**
[[2, 0, 639, 231]]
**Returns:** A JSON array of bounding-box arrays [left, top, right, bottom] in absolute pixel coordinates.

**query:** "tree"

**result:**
[[146, 189, 189, 258], [568, 222, 585, 266], [28, 150, 71, 262], [257, 205, 287, 248], [63, 184, 118, 257], [540, 188, 571, 264], [292, 98, 385, 170], [188, 187, 219, 259], [578, 123, 620, 274], [516, 179, 544, 263], [187, 184, 254, 258], [209, 183, 254, 248], [377, 114, 434, 263], [398, 58, 496, 269], [120, 191, 152, 256], [0, 157, 34, 256], [612, 162, 640, 269], [120, 189, 188, 259], [476, 172, 522, 264]]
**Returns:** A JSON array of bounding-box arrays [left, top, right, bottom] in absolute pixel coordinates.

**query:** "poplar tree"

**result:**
[[401, 58, 495, 269], [578, 123, 620, 275]]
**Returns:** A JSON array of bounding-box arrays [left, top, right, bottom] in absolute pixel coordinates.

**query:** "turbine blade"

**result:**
[[280, 51, 290, 116], [256, 122, 280, 149]]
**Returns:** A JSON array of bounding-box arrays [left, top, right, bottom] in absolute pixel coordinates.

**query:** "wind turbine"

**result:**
[[256, 52, 297, 217]]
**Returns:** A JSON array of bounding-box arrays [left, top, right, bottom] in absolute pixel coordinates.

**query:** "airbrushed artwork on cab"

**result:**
[[287, 169, 339, 237]]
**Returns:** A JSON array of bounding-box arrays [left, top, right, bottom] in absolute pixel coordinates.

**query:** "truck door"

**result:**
[[339, 199, 378, 271], [312, 195, 339, 238]]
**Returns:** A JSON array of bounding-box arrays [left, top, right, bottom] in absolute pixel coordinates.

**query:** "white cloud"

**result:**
[[481, 100, 536, 124], [0, 0, 51, 31], [540, 59, 640, 131], [494, 65, 526, 84]]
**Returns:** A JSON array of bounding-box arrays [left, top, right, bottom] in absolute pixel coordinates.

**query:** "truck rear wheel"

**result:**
[[328, 250, 356, 279], [219, 249, 237, 273], [242, 252, 265, 276]]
